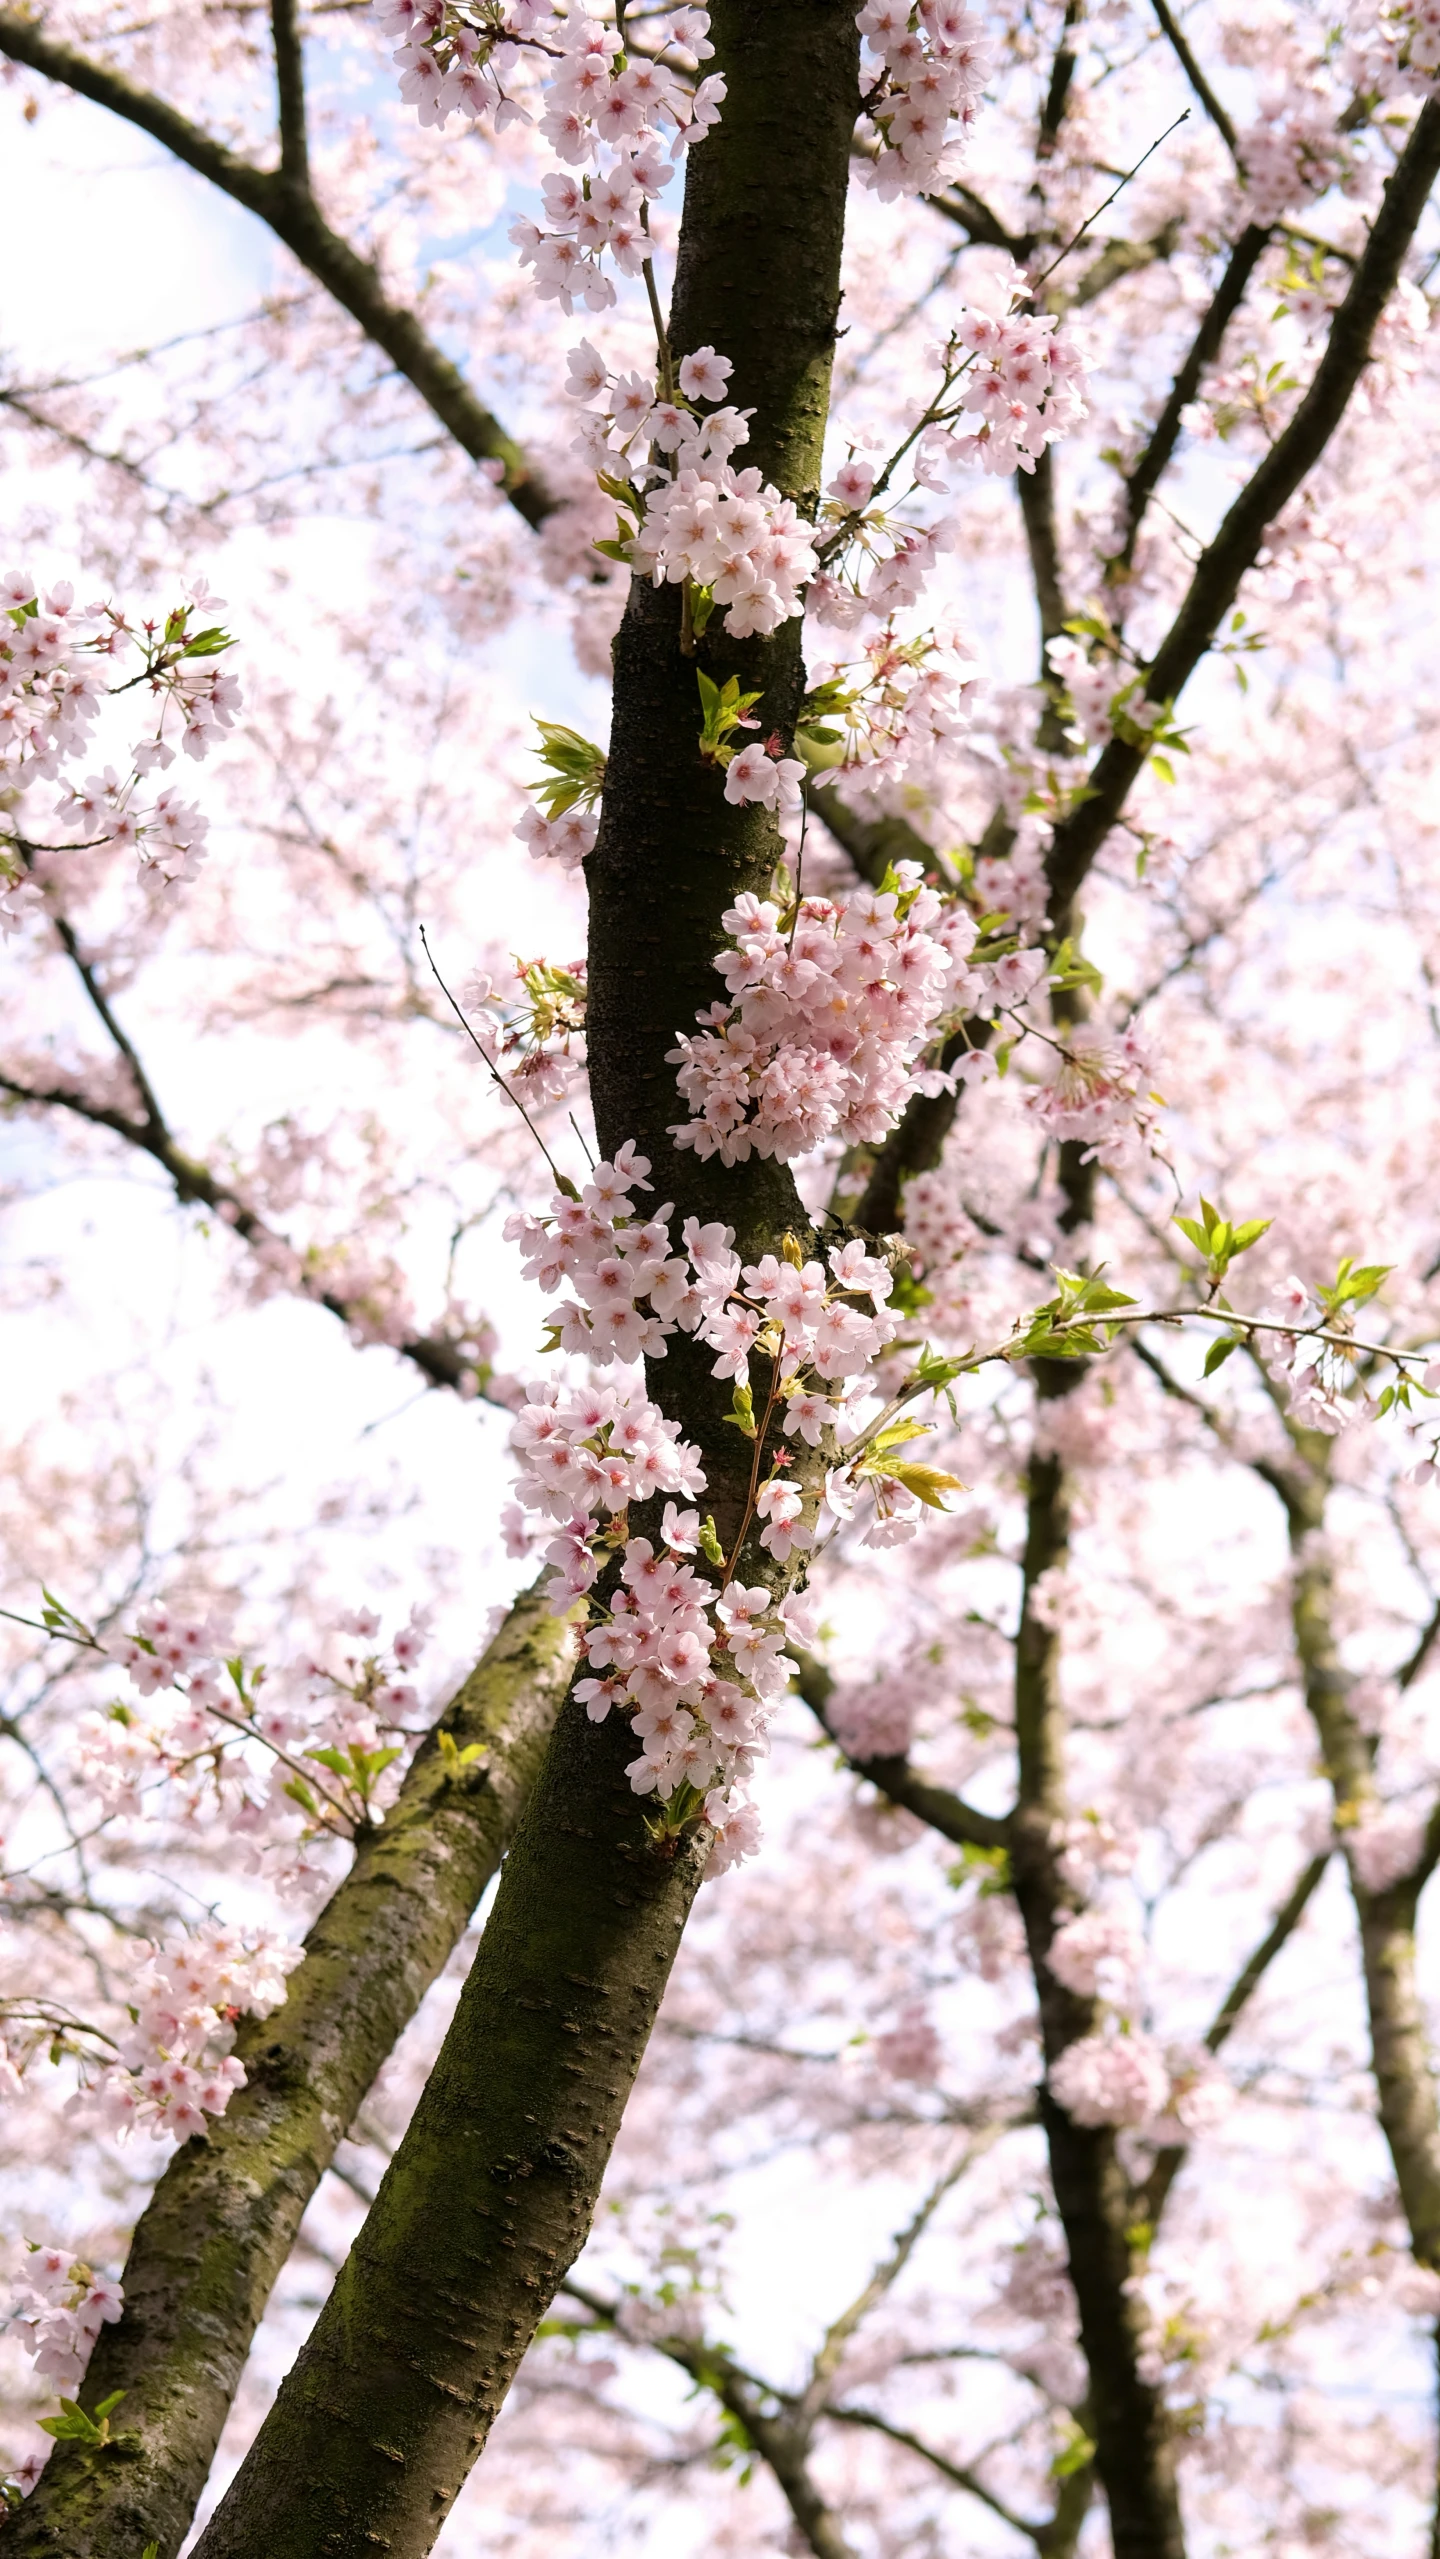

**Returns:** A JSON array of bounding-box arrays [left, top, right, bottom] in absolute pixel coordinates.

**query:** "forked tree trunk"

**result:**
[[189, 10, 862, 2555]]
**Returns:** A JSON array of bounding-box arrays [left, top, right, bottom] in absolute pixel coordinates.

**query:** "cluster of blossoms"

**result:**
[[1026, 1022, 1163, 1171], [902, 1169, 980, 1277], [7, 2245, 123, 2392], [462, 953, 588, 1106], [515, 798, 597, 870], [1043, 633, 1141, 750], [1347, 1800, 1429, 1894], [800, 621, 980, 786], [1045, 1901, 1232, 2136], [1050, 2027, 1233, 2137], [505, 1148, 949, 1598], [1255, 1274, 1363, 1437], [502, 1140, 700, 1365], [73, 1596, 433, 1849], [806, 294, 1086, 634], [503, 1193, 794, 1865], [666, 871, 971, 1165], [1046, 1904, 1144, 2001], [1392, 0, 1440, 85], [1237, 81, 1351, 228], [508, 1377, 822, 1866], [503, 1145, 901, 1406], [380, 3, 722, 310], [516, 25, 723, 313], [566, 341, 818, 640], [811, 290, 1088, 640], [856, 0, 993, 198], [921, 293, 1090, 482], [0, 574, 239, 923], [78, 1923, 303, 2146]]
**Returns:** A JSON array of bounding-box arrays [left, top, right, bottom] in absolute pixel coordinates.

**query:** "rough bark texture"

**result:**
[[191, 1691, 708, 2559], [187, 12, 862, 2554], [9, 1585, 573, 2559]]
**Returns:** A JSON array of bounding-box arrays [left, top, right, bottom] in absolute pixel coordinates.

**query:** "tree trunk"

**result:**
[[1011, 1405, 1188, 2559], [9, 1585, 572, 2559], [190, 10, 861, 2553]]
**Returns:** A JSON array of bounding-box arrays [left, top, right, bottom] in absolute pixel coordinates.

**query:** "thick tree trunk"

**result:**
[[191, 1690, 710, 2559], [189, 12, 861, 2555], [9, 1584, 572, 2559]]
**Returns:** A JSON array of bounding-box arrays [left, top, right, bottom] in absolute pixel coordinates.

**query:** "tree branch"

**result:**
[[270, 0, 310, 187], [1046, 97, 1440, 933], [796, 1654, 1011, 1852], [0, 1062, 484, 1397], [1286, 1459, 1440, 2270], [563, 2279, 859, 2559], [1114, 222, 1270, 572], [1139, 1848, 1330, 2224], [1148, 0, 1239, 160], [10, 1585, 574, 2559], [1019, 444, 1069, 654], [795, 2144, 987, 2429], [0, 10, 556, 526]]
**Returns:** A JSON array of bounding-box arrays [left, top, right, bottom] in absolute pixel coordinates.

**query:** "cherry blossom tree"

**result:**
[[4, 1, 1440, 2555]]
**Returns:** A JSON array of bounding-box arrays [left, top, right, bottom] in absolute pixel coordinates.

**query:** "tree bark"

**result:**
[[1286, 1467, 1440, 2267], [9, 1584, 573, 2559], [189, 11, 862, 2554], [190, 1689, 710, 2559], [1008, 1410, 1188, 2559]]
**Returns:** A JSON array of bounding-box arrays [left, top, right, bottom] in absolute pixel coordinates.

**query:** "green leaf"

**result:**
[[305, 1745, 350, 1778], [946, 1840, 1011, 1895], [1229, 1217, 1273, 1254], [882, 1460, 966, 1511], [438, 1727, 486, 1776], [695, 667, 761, 758], [1322, 1260, 1392, 1310], [282, 1775, 321, 1817], [353, 1745, 402, 1780], [1047, 935, 1104, 997], [1051, 2419, 1097, 2480], [697, 1515, 725, 1567], [1174, 1202, 1271, 1275], [723, 1382, 757, 1440], [528, 719, 608, 820], [37, 2398, 113, 2446], [1202, 1334, 1239, 1377], [865, 1418, 934, 1461]]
